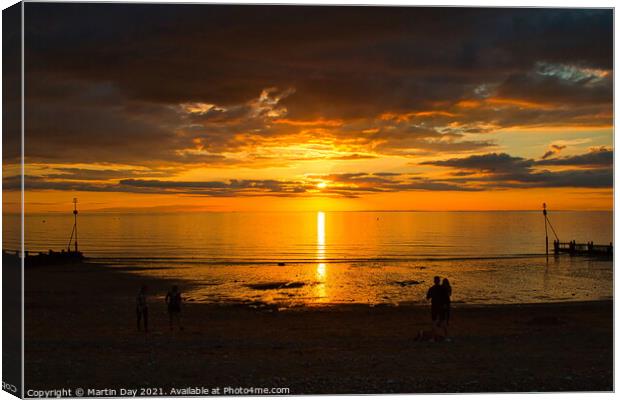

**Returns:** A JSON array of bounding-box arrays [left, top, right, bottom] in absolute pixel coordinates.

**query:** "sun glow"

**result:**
[[316, 181, 328, 189]]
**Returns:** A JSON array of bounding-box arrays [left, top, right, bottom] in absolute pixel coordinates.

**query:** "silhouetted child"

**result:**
[[165, 285, 183, 331], [136, 285, 148, 332]]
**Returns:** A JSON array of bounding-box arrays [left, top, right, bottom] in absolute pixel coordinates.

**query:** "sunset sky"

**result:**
[[5, 5, 613, 213]]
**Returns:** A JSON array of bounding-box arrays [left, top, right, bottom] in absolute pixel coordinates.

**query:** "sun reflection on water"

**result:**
[[317, 263, 326, 281], [317, 211, 325, 254], [316, 211, 327, 301]]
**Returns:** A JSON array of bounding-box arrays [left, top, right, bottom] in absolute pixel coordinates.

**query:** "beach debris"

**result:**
[[392, 280, 424, 287], [245, 281, 308, 290], [245, 300, 270, 309], [284, 281, 306, 289], [277, 262, 286, 266]]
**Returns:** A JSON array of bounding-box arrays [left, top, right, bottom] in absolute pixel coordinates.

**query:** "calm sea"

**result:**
[[6, 211, 614, 306]]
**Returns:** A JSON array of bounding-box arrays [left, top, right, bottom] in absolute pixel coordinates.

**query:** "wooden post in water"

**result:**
[[543, 203, 548, 257], [73, 198, 79, 253], [542, 205, 560, 255], [67, 197, 79, 253]]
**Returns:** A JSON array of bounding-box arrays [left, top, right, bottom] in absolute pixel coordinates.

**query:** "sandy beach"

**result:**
[[24, 261, 612, 394]]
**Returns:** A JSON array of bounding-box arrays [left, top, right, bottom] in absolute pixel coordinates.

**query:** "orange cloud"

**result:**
[[455, 97, 558, 111], [379, 110, 458, 122], [455, 100, 482, 108], [272, 118, 344, 127], [485, 97, 557, 110]]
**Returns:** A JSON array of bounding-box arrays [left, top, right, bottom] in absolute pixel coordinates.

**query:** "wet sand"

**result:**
[[25, 262, 612, 394]]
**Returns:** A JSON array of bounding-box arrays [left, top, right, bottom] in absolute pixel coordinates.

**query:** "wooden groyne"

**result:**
[[3, 249, 84, 267], [543, 203, 614, 258], [553, 240, 612, 257], [544, 204, 612, 258], [3, 198, 86, 267]]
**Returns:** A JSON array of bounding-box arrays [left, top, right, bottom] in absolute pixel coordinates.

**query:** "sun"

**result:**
[[316, 181, 328, 189]]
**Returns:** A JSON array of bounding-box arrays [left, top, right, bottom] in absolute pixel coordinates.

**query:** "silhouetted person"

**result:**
[[442, 278, 452, 337], [136, 285, 148, 332], [165, 285, 183, 331], [426, 276, 447, 340]]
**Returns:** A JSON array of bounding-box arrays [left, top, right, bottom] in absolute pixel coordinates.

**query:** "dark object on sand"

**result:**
[[246, 281, 307, 290], [393, 280, 424, 287], [277, 262, 286, 266]]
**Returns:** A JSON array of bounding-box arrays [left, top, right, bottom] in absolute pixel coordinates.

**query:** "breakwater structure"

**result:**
[[543, 203, 612, 257], [3, 198, 84, 266]]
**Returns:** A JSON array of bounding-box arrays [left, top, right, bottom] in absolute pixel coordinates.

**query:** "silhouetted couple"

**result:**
[[424, 276, 452, 341], [136, 284, 184, 332]]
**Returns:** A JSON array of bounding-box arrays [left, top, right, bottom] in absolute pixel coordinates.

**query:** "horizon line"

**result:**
[[5, 209, 614, 215]]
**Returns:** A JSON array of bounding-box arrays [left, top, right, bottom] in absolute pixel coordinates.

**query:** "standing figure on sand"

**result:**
[[417, 276, 452, 342], [166, 285, 184, 331], [136, 285, 148, 332]]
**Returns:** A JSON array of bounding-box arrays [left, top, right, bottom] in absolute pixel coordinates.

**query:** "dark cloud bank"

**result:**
[[8, 4, 613, 196], [17, 5, 612, 163]]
